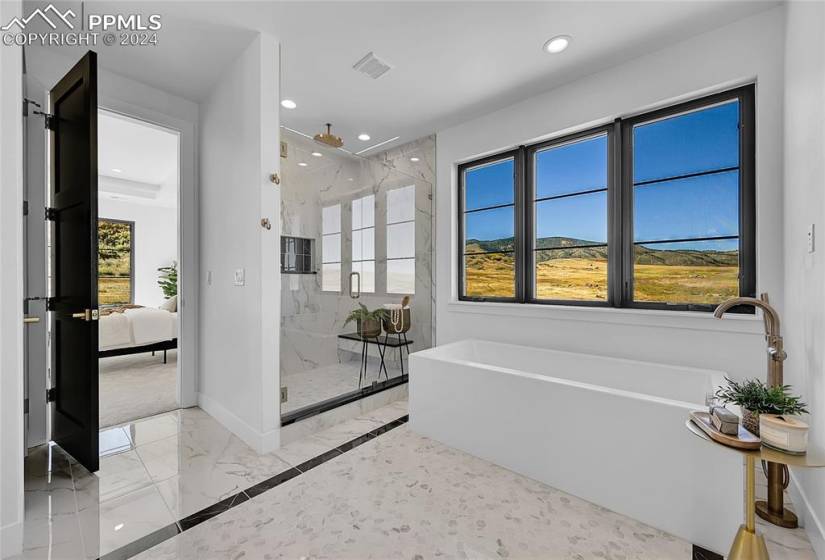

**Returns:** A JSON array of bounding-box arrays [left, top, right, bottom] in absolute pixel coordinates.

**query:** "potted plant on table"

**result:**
[[344, 303, 388, 338], [715, 377, 808, 436]]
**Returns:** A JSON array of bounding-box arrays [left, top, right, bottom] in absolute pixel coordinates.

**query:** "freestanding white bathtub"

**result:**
[[409, 339, 742, 554]]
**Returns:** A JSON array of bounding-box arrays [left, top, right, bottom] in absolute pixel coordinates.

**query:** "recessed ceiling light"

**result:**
[[298, 162, 308, 167], [114, 523, 124, 531], [347, 177, 354, 181], [410, 157, 420, 162], [311, 151, 322, 157], [357, 133, 371, 141], [543, 35, 571, 54], [112, 168, 122, 173], [280, 99, 297, 109]]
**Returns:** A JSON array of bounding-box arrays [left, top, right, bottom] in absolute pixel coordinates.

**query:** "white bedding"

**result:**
[[99, 308, 177, 351]]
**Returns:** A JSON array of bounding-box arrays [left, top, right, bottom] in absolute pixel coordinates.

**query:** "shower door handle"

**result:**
[[349, 272, 361, 299]]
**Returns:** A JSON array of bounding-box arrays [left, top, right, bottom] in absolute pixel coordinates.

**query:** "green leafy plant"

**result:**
[[715, 377, 808, 415], [343, 303, 388, 328], [157, 261, 178, 299]]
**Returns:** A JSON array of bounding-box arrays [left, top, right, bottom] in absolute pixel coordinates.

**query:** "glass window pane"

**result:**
[[353, 260, 375, 293], [535, 135, 607, 199], [387, 259, 415, 294], [322, 204, 340, 234], [353, 194, 374, 229], [387, 185, 415, 224], [322, 263, 341, 292], [464, 252, 514, 298], [633, 100, 739, 183], [634, 171, 739, 242], [535, 247, 607, 301], [322, 233, 340, 263], [464, 158, 514, 211], [387, 222, 415, 259], [464, 206, 514, 254], [98, 220, 133, 305], [633, 238, 739, 304], [535, 191, 607, 247]]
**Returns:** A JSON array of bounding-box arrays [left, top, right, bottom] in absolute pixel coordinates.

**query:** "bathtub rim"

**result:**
[[412, 339, 726, 410]]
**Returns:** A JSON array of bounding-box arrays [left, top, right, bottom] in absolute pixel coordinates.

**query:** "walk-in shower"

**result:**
[[279, 130, 434, 425]]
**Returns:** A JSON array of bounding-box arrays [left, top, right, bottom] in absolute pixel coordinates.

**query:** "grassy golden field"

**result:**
[[99, 277, 131, 305], [465, 255, 739, 303]]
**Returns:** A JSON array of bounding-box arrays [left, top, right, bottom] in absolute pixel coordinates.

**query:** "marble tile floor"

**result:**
[[16, 398, 817, 560], [281, 355, 405, 414], [15, 400, 409, 560]]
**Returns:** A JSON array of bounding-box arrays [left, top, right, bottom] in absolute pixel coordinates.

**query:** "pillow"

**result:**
[[159, 295, 177, 312]]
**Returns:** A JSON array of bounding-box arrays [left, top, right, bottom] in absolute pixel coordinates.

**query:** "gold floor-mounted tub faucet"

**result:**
[[714, 293, 797, 528]]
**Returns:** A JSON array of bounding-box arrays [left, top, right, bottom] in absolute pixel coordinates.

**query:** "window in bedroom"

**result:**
[[458, 153, 518, 300], [98, 219, 134, 305], [321, 204, 341, 291], [386, 185, 416, 294], [351, 194, 375, 293], [455, 84, 755, 312]]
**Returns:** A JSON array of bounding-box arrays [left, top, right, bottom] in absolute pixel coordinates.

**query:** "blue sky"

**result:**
[[464, 100, 740, 249]]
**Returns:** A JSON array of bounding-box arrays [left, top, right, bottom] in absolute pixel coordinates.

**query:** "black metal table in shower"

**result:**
[[338, 332, 413, 387]]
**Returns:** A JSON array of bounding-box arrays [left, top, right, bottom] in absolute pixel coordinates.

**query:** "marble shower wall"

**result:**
[[280, 131, 435, 377]]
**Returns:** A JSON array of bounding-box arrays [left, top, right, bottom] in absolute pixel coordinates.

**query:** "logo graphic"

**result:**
[[1, 4, 75, 31]]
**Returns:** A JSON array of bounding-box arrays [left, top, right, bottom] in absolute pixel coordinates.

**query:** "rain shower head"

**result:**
[[313, 123, 343, 148]]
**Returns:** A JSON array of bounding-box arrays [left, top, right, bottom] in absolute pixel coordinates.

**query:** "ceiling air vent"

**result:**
[[352, 51, 392, 80]]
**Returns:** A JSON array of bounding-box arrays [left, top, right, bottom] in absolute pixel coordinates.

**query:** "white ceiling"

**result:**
[[98, 110, 179, 207], [34, 1, 778, 153]]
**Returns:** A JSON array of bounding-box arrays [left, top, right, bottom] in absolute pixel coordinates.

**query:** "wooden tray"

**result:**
[[690, 411, 761, 450]]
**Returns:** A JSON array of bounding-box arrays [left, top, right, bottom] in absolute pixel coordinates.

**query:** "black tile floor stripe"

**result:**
[[691, 544, 724, 560], [97, 523, 180, 560], [245, 467, 302, 499], [178, 490, 250, 531], [95, 413, 409, 559]]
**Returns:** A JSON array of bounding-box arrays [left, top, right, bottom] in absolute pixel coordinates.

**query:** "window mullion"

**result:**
[[518, 145, 529, 303]]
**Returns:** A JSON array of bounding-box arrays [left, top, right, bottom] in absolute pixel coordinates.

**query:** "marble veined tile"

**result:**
[[134, 425, 690, 560], [78, 485, 176, 559]]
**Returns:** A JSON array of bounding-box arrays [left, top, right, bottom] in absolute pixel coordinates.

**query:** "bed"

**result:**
[[99, 307, 178, 362]]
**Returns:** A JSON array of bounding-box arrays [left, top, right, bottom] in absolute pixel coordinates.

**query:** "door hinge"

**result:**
[[46, 388, 57, 403], [23, 200, 28, 216], [24, 99, 54, 129], [280, 386, 288, 404], [46, 297, 57, 311], [45, 207, 58, 221], [24, 398, 29, 414]]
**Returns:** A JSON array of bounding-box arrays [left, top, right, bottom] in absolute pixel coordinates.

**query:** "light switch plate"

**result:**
[[234, 268, 245, 286], [808, 224, 815, 254]]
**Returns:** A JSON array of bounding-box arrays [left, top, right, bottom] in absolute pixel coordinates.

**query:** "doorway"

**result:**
[[96, 110, 181, 429]]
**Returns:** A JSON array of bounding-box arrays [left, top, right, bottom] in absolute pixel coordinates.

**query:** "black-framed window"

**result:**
[[98, 218, 134, 305], [457, 85, 755, 312]]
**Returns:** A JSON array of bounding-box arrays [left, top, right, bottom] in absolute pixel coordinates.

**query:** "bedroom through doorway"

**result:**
[[97, 110, 181, 429]]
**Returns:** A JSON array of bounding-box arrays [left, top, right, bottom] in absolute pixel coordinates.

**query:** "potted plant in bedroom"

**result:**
[[157, 261, 178, 298], [344, 303, 387, 338], [715, 377, 808, 436]]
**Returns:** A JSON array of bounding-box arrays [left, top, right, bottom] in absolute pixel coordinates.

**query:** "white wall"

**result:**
[[0, 0, 25, 555], [783, 1, 825, 556], [98, 198, 178, 308], [198, 33, 281, 453], [25, 46, 200, 410], [435, 8, 786, 382]]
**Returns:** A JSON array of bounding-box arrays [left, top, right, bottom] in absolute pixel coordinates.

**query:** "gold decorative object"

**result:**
[[269, 172, 280, 185]]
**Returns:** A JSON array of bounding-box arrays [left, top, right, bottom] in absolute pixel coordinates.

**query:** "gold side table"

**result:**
[[686, 419, 825, 560]]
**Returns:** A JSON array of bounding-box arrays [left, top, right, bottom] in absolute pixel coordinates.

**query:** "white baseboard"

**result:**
[[197, 392, 279, 454], [789, 470, 825, 560], [1, 520, 23, 559]]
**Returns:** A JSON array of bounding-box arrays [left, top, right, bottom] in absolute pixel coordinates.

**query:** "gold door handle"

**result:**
[[24, 316, 40, 324], [71, 309, 98, 321]]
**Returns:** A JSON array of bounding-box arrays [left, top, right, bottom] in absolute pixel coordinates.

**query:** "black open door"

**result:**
[[49, 51, 99, 472]]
